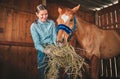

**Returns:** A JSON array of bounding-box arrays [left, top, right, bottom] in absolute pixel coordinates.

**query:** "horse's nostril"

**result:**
[[57, 40, 62, 44], [62, 38, 64, 43], [57, 38, 65, 44]]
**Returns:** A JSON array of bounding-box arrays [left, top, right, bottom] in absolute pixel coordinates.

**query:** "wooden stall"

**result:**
[[96, 3, 120, 79], [0, 0, 119, 79]]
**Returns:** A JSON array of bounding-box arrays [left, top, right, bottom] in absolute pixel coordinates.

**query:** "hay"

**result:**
[[43, 44, 88, 79]]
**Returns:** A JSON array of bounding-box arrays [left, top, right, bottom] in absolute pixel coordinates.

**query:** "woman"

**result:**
[[30, 4, 57, 79]]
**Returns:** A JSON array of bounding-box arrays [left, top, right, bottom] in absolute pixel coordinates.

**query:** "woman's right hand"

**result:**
[[44, 49, 51, 54]]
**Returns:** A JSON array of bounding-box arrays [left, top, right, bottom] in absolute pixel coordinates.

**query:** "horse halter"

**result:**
[[57, 17, 77, 42]]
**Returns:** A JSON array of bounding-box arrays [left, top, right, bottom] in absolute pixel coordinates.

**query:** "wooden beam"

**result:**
[[0, 41, 34, 47]]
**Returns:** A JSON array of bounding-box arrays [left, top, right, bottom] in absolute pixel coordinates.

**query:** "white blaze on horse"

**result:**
[[56, 4, 120, 79]]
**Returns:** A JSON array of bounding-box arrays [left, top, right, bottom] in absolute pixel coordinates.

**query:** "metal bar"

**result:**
[[109, 58, 113, 77], [101, 59, 104, 76], [114, 57, 118, 77]]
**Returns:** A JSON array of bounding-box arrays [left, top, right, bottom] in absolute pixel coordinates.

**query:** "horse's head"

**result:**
[[56, 5, 80, 45]]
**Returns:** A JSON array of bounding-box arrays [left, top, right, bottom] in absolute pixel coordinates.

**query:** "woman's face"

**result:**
[[36, 10, 48, 23]]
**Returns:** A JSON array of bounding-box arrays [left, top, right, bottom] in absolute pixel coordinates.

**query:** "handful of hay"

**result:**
[[44, 44, 87, 79]]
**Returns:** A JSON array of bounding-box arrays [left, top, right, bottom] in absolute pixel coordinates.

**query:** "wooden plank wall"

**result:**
[[0, 0, 95, 79], [96, 3, 120, 79], [0, 0, 42, 79]]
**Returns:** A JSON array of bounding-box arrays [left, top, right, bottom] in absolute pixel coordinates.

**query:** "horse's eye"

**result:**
[[70, 19, 73, 22]]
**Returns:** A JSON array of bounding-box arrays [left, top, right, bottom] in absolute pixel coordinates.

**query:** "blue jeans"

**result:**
[[37, 51, 48, 79]]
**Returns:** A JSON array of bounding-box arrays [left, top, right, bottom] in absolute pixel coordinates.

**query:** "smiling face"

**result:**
[[35, 4, 48, 23], [36, 10, 48, 23], [56, 5, 80, 44]]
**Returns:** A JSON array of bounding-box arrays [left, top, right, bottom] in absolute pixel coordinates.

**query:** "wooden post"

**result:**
[[42, 0, 46, 6], [95, 11, 98, 25]]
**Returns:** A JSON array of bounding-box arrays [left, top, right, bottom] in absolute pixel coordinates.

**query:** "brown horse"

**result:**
[[56, 4, 120, 79]]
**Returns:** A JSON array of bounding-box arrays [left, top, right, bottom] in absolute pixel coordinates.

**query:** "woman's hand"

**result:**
[[44, 49, 51, 54]]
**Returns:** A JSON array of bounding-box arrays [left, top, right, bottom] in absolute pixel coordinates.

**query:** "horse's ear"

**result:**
[[58, 7, 62, 14], [72, 4, 80, 13]]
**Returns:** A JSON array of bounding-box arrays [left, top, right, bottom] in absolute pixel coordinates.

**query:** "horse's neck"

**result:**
[[76, 17, 90, 36], [75, 18, 87, 47], [75, 17, 97, 49]]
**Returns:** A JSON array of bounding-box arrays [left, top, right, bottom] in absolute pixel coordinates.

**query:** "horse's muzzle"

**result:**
[[57, 39, 67, 47]]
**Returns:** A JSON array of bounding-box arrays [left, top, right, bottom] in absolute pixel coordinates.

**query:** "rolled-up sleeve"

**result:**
[[30, 23, 44, 52]]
